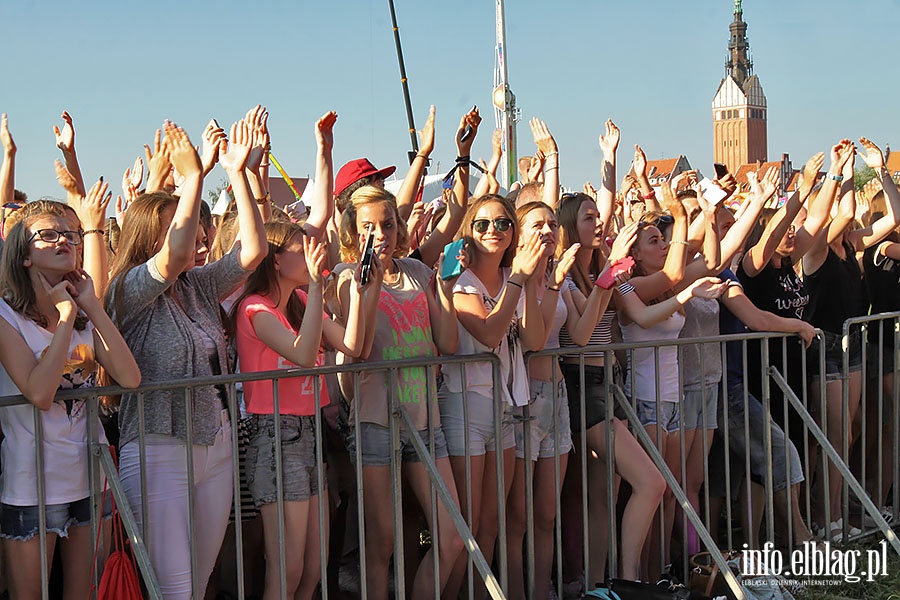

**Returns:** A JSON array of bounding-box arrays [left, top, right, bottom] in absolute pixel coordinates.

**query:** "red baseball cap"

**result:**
[[334, 158, 396, 197]]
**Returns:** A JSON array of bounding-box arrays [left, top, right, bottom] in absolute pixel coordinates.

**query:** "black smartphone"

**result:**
[[460, 105, 477, 143], [713, 162, 729, 179], [358, 226, 376, 286]]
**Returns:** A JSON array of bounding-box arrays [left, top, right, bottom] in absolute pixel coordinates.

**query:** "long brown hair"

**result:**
[[227, 221, 308, 336], [1, 201, 88, 330], [556, 193, 605, 296], [338, 186, 409, 263], [458, 194, 519, 268], [105, 192, 178, 324]]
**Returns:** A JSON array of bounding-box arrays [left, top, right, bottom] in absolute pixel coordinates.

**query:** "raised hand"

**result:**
[[598, 119, 620, 159], [552, 243, 580, 288], [491, 128, 503, 155], [164, 122, 202, 179], [530, 117, 558, 157], [659, 177, 685, 216], [54, 159, 81, 201], [457, 106, 482, 155], [670, 170, 698, 192], [419, 105, 436, 156], [1, 114, 15, 155], [144, 127, 171, 192], [315, 110, 338, 154], [859, 137, 885, 170], [303, 234, 327, 285], [53, 111, 75, 153], [78, 178, 112, 230], [798, 152, 825, 198], [200, 119, 226, 175], [609, 221, 639, 262], [121, 162, 140, 207], [584, 181, 598, 200], [633, 145, 648, 179], [511, 230, 546, 281], [218, 121, 252, 173], [524, 155, 543, 183], [693, 182, 720, 217]]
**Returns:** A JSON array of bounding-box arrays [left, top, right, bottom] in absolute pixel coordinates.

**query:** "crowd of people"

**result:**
[[0, 103, 896, 600]]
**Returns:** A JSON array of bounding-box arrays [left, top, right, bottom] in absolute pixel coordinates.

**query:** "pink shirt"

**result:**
[[236, 290, 329, 415]]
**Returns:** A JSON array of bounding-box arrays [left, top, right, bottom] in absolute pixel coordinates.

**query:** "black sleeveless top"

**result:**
[[804, 241, 866, 334]]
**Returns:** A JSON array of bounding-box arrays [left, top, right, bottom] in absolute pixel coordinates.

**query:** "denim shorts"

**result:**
[[438, 389, 516, 456], [682, 385, 719, 431], [808, 329, 863, 382], [561, 362, 622, 434], [512, 379, 574, 460], [347, 421, 449, 466], [636, 400, 680, 433], [0, 495, 112, 541], [245, 414, 321, 507], [716, 385, 804, 493]]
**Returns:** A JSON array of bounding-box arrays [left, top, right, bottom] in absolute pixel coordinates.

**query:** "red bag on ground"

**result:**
[[91, 447, 143, 599]]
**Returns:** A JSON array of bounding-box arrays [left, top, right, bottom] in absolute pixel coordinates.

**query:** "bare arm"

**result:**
[[720, 284, 815, 347], [631, 182, 688, 302], [848, 137, 900, 251], [792, 143, 854, 261], [531, 118, 560, 209], [304, 111, 338, 238], [397, 105, 437, 221], [473, 129, 503, 198], [53, 111, 86, 197], [219, 121, 267, 272], [597, 119, 620, 237], [633, 144, 662, 213], [418, 107, 480, 267], [0, 114, 16, 208]]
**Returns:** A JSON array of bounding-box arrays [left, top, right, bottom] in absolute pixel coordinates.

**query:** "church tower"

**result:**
[[712, 0, 767, 172]]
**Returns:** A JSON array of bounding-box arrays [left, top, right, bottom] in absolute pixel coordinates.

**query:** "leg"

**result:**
[[531, 454, 568, 600], [295, 491, 329, 600], [360, 466, 395, 600], [60, 524, 102, 600], [443, 454, 485, 600], [472, 447, 516, 598], [260, 501, 311, 599], [3, 533, 58, 600], [504, 458, 528, 600], [405, 458, 464, 599]]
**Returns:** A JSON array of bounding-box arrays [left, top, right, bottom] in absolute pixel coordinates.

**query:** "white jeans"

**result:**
[[119, 413, 233, 600]]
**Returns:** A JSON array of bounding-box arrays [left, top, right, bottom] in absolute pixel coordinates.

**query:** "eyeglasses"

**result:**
[[28, 229, 83, 245], [472, 218, 513, 234]]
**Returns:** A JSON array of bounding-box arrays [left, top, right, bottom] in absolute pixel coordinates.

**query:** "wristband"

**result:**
[[641, 189, 656, 201], [827, 173, 843, 182], [506, 279, 523, 290], [544, 151, 559, 158], [548, 285, 561, 292], [256, 193, 271, 205], [82, 229, 104, 236], [670, 240, 689, 246]]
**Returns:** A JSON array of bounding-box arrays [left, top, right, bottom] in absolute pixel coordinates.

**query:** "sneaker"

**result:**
[[862, 506, 896, 528]]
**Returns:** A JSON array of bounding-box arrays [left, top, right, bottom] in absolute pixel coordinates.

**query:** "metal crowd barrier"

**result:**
[[3, 322, 900, 599]]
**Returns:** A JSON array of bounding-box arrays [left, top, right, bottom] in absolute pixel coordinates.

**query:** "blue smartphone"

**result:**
[[441, 239, 466, 281]]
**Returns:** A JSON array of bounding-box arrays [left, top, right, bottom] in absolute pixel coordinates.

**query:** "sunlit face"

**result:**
[[24, 216, 78, 277], [633, 224, 668, 272], [575, 199, 604, 249], [776, 210, 806, 257], [356, 201, 398, 261], [520, 206, 559, 258], [276, 232, 309, 286], [193, 226, 209, 268], [471, 201, 514, 256]]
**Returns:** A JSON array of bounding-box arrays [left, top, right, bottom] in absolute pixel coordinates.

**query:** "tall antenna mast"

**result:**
[[492, 0, 518, 188]]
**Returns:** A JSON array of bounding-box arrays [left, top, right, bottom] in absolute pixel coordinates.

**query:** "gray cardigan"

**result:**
[[111, 249, 249, 447]]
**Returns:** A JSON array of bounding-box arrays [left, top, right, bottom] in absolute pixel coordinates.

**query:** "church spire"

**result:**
[[725, 0, 752, 88]]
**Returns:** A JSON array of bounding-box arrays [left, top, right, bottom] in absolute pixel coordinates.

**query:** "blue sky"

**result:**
[[3, 0, 900, 201]]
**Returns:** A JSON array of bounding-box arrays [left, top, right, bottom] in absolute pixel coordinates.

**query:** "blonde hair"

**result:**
[[338, 186, 409, 263]]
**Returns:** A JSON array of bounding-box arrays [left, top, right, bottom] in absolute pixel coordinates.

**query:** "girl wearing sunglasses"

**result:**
[[439, 194, 546, 596]]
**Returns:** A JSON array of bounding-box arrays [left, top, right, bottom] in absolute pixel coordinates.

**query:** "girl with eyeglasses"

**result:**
[[0, 195, 140, 599], [439, 194, 547, 597]]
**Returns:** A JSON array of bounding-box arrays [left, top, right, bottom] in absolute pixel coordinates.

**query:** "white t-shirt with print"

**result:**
[[0, 299, 105, 506]]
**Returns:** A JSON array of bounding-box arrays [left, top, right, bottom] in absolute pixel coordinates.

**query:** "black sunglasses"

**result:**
[[28, 229, 84, 245], [472, 217, 513, 234]]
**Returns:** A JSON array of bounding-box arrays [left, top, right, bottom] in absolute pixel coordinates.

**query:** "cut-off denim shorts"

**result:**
[[245, 413, 322, 507], [0, 494, 112, 541]]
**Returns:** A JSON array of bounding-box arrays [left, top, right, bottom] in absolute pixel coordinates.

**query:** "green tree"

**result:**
[[206, 177, 231, 206], [855, 165, 876, 190]]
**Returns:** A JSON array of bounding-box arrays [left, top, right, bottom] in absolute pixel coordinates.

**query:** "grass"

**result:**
[[796, 536, 900, 600]]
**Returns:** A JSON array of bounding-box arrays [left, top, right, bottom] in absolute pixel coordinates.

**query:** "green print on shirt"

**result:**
[[379, 288, 434, 404]]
